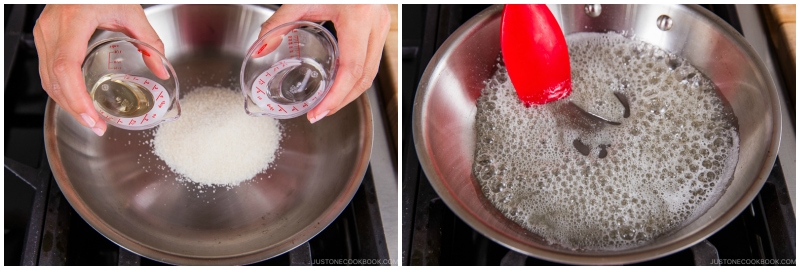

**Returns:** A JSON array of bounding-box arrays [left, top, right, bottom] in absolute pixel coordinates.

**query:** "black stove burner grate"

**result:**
[[401, 4, 795, 266]]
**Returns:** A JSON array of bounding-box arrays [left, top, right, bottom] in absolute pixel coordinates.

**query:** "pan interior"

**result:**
[[414, 4, 778, 264]]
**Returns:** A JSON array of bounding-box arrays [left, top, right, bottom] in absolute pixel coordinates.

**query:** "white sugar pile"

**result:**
[[152, 87, 282, 186]]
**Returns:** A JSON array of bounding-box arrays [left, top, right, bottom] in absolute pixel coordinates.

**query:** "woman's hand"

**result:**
[[259, 5, 391, 123], [34, 4, 165, 136]]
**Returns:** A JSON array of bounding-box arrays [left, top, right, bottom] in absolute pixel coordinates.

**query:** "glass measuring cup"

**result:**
[[82, 37, 180, 130], [241, 21, 339, 119]]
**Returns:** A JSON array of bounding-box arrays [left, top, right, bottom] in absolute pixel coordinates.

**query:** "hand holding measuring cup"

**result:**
[[82, 38, 179, 131], [255, 4, 391, 123], [33, 4, 167, 136]]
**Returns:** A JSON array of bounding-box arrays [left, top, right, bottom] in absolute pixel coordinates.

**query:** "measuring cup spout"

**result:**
[[252, 21, 299, 58]]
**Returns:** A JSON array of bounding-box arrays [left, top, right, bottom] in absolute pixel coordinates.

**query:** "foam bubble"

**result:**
[[473, 32, 739, 251]]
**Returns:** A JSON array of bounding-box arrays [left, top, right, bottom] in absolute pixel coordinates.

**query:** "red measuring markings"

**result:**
[[141, 114, 149, 123], [267, 104, 275, 111], [128, 119, 136, 125], [158, 100, 166, 108], [287, 29, 301, 58], [295, 35, 300, 58], [277, 105, 287, 113], [291, 106, 298, 112], [144, 80, 150, 85], [257, 96, 263, 100], [152, 84, 159, 91], [117, 119, 122, 124], [155, 91, 164, 101], [303, 102, 308, 107], [258, 79, 265, 85], [100, 110, 112, 120], [256, 87, 266, 95], [107, 49, 123, 70]]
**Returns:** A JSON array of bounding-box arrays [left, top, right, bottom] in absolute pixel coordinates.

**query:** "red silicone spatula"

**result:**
[[501, 4, 572, 105]]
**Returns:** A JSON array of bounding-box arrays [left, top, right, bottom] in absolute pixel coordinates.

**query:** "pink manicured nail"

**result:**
[[91, 127, 105, 136], [81, 113, 96, 128], [257, 43, 268, 54], [309, 110, 330, 124]]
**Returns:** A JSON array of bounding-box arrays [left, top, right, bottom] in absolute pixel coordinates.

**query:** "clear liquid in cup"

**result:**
[[90, 74, 154, 118], [265, 57, 327, 104]]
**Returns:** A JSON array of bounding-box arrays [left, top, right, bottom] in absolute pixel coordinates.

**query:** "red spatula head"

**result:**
[[501, 4, 572, 105]]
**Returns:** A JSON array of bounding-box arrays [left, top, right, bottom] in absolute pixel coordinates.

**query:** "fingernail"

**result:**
[[81, 113, 96, 128], [91, 127, 105, 136], [309, 110, 330, 124], [257, 43, 268, 54]]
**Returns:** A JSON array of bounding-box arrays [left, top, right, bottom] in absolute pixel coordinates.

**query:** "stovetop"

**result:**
[[401, 4, 795, 266], [4, 4, 395, 266]]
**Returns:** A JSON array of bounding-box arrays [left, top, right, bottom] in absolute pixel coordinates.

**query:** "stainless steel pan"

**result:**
[[44, 4, 373, 265], [413, 4, 780, 264]]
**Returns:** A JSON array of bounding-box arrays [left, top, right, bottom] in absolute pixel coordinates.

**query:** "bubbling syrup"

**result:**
[[474, 32, 739, 250]]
